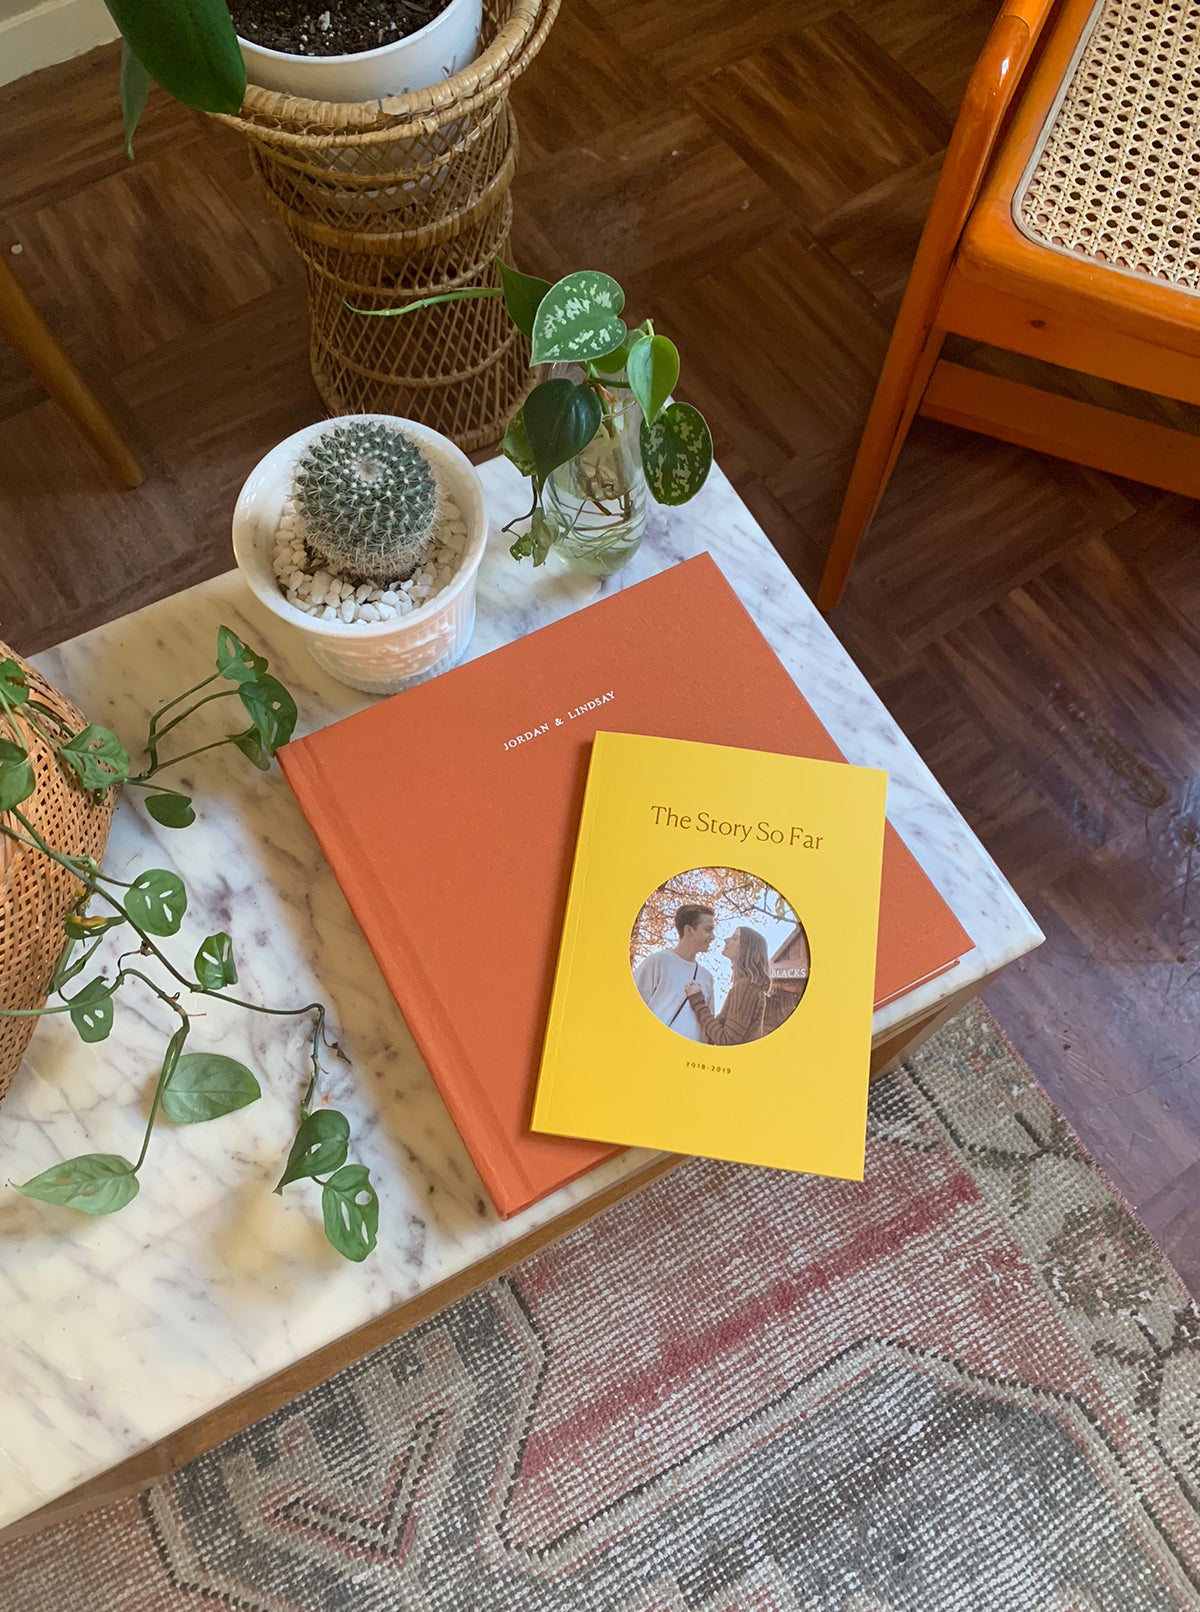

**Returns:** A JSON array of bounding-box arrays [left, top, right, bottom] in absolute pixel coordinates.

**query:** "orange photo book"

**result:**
[[279, 554, 972, 1218]]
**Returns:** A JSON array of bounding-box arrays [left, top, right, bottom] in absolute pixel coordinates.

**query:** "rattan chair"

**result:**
[[819, 0, 1200, 609]]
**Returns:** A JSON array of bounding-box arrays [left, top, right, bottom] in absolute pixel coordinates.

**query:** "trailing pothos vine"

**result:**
[[0, 627, 378, 1262]]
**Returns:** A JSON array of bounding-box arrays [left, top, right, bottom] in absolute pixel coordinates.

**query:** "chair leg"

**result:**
[[0, 257, 143, 490], [817, 326, 944, 612]]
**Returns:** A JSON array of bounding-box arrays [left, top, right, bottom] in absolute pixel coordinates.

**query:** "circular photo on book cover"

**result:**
[[629, 866, 809, 1045]]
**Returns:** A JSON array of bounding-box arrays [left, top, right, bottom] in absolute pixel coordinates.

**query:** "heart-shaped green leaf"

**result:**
[[126, 869, 187, 936], [238, 675, 297, 757], [0, 739, 34, 810], [216, 626, 269, 686], [627, 333, 679, 428], [194, 931, 237, 990], [230, 726, 272, 772], [16, 1152, 138, 1215], [275, 1109, 350, 1192], [0, 659, 29, 707], [59, 724, 130, 791], [531, 271, 627, 366], [321, 1164, 379, 1262], [105, 0, 246, 117], [500, 404, 537, 480], [496, 259, 552, 339], [639, 401, 713, 506], [68, 978, 114, 1043], [522, 379, 602, 484], [161, 1052, 260, 1123], [144, 791, 195, 828]]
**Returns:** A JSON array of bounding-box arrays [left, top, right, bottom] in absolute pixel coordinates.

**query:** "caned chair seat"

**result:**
[[1015, 0, 1200, 292], [956, 0, 1200, 366], [818, 0, 1200, 611]]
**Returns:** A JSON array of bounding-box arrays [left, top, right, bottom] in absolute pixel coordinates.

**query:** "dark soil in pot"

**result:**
[[231, 0, 453, 57]]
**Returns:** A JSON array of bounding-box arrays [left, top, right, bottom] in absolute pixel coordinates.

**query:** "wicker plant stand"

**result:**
[[218, 0, 559, 452], [0, 647, 114, 1104]]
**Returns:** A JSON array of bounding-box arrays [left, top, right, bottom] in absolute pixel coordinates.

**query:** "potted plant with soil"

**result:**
[[232, 414, 487, 694], [358, 263, 714, 576], [232, 0, 482, 104], [109, 0, 481, 155]]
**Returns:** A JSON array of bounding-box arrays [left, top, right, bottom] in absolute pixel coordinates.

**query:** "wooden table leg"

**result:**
[[0, 257, 143, 490], [868, 972, 1000, 1079]]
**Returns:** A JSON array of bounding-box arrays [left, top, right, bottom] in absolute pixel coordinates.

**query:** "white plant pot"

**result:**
[[238, 0, 482, 103], [232, 415, 487, 697]]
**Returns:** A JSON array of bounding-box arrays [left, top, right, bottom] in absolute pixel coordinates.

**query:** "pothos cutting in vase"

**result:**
[[356, 263, 714, 577]]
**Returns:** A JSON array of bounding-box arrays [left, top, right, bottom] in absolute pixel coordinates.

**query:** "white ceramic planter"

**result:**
[[232, 416, 487, 697], [238, 0, 482, 103]]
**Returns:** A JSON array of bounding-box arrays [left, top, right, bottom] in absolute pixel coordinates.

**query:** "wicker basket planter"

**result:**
[[218, 0, 560, 452], [0, 647, 114, 1105]]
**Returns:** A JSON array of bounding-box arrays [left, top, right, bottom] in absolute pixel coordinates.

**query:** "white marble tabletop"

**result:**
[[0, 458, 1041, 1530]]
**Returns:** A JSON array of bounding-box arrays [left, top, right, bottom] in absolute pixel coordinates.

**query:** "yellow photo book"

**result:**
[[531, 732, 888, 1181]]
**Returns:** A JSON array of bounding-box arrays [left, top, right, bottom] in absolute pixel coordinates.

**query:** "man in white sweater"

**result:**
[[633, 904, 717, 1040]]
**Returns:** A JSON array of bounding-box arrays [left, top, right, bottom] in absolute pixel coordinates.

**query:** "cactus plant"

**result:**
[[293, 421, 441, 585]]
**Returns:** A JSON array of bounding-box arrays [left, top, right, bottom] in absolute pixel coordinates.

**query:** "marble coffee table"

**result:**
[[0, 458, 1042, 1538]]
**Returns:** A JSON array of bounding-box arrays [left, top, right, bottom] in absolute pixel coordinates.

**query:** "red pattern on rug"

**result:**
[[3, 1003, 1200, 1612], [507, 1140, 1088, 1544]]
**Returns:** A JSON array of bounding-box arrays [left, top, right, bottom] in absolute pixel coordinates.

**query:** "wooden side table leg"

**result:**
[[0, 258, 144, 490], [868, 970, 1001, 1080], [817, 324, 943, 613]]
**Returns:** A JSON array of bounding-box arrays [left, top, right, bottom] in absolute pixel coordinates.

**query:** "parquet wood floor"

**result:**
[[2, 4, 1198, 1292]]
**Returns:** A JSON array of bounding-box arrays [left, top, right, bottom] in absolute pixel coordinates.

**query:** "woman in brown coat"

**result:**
[[685, 926, 771, 1046]]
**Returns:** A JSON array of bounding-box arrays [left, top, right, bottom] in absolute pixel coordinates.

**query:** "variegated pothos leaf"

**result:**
[[530, 271, 627, 366], [639, 402, 713, 506]]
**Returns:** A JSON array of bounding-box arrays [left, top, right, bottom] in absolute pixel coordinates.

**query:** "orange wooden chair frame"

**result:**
[[818, 0, 1200, 611]]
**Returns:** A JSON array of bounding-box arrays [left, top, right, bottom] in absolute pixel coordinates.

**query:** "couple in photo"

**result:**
[[633, 903, 771, 1046]]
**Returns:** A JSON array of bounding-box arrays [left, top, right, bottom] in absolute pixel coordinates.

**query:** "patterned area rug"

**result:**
[[4, 1003, 1200, 1611]]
